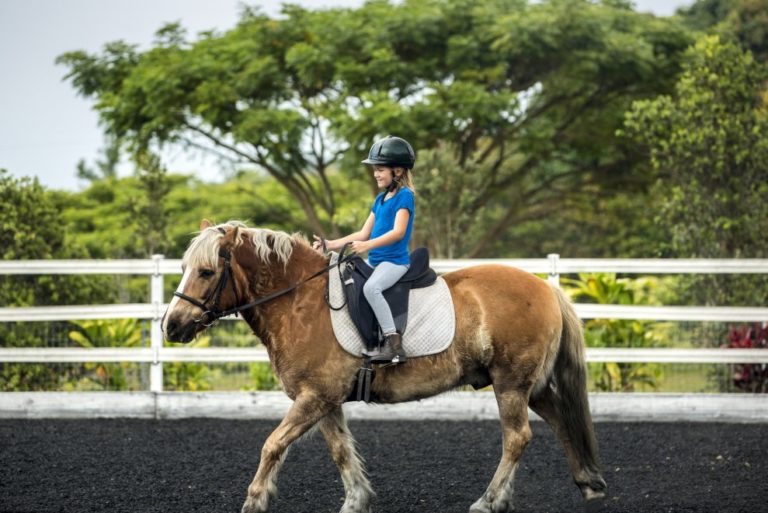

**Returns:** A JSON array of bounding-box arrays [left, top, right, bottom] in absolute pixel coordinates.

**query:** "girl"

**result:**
[[313, 136, 416, 364]]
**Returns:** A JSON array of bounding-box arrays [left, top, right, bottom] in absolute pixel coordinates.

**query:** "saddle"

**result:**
[[340, 247, 437, 352]]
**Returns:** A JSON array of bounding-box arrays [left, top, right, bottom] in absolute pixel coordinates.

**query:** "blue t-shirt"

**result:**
[[368, 187, 415, 266]]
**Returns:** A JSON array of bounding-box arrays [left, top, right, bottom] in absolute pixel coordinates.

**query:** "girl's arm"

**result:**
[[314, 213, 375, 251], [351, 209, 409, 253]]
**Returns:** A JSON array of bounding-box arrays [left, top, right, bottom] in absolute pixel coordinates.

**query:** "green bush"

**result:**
[[164, 336, 213, 391], [246, 363, 281, 392], [67, 319, 143, 390], [563, 273, 673, 392]]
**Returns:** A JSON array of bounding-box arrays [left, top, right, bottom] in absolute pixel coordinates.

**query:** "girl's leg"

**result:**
[[363, 261, 409, 335]]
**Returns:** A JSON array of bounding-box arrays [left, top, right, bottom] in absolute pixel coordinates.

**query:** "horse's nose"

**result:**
[[166, 319, 179, 338]]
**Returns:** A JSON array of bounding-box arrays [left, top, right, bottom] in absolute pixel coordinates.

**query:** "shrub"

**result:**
[[562, 273, 672, 392], [724, 324, 768, 393]]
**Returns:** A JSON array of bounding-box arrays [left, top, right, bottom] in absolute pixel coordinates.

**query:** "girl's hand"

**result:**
[[350, 240, 370, 254], [312, 234, 327, 252]]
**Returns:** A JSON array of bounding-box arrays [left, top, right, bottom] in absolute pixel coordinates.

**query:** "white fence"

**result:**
[[1, 255, 768, 420]]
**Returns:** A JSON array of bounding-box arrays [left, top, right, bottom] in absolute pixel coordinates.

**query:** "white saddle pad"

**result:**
[[327, 253, 456, 359]]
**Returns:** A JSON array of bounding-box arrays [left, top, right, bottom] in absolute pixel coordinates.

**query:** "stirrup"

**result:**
[[368, 349, 406, 365], [368, 353, 394, 364], [362, 345, 383, 359]]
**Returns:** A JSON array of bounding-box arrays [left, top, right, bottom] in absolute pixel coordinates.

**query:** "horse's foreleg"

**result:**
[[318, 407, 374, 513], [470, 387, 532, 513], [241, 395, 334, 513]]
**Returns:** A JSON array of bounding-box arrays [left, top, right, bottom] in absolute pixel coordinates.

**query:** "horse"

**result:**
[[162, 220, 607, 513]]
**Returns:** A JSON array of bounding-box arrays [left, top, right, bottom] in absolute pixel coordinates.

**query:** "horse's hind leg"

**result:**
[[529, 385, 607, 501], [241, 394, 334, 513], [470, 384, 532, 513], [318, 407, 373, 513]]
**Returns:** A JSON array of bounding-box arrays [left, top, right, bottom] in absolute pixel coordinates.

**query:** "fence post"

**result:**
[[150, 254, 164, 393], [547, 253, 560, 287]]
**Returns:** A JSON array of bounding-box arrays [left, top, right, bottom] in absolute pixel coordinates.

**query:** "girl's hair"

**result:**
[[394, 167, 416, 193]]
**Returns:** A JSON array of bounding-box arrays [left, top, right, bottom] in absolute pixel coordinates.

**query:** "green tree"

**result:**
[[623, 35, 768, 305], [0, 171, 109, 306], [342, 0, 692, 257], [76, 136, 120, 183], [58, 0, 692, 256], [0, 170, 113, 390], [62, 171, 323, 260], [130, 151, 171, 257], [679, 0, 768, 62]]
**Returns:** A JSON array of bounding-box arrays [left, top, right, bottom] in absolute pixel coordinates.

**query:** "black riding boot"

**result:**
[[368, 333, 407, 364]]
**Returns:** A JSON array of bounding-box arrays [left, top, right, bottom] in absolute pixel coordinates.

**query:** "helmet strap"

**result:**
[[386, 169, 403, 193]]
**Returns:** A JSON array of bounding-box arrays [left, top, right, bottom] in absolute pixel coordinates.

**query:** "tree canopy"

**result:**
[[679, 0, 768, 62], [58, 0, 692, 257], [0, 170, 107, 306], [624, 35, 768, 259], [623, 35, 768, 305]]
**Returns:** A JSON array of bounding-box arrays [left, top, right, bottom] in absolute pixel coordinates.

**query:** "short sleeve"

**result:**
[[397, 188, 415, 216]]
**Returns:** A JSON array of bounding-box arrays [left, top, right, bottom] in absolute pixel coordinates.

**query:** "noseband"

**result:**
[[173, 244, 354, 326]]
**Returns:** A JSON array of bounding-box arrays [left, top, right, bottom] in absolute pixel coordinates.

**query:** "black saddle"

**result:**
[[340, 247, 437, 352]]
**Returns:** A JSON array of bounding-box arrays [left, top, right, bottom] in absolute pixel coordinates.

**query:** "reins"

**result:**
[[174, 242, 353, 326]]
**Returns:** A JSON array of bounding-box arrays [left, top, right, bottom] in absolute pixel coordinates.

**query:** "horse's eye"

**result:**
[[199, 269, 216, 279]]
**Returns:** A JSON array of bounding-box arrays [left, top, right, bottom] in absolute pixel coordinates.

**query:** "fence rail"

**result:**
[[1, 347, 767, 364], [2, 255, 767, 396], [4, 257, 768, 275], [3, 303, 767, 323]]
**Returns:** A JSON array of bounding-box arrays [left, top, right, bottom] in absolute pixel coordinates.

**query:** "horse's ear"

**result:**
[[220, 225, 240, 250], [200, 219, 213, 231]]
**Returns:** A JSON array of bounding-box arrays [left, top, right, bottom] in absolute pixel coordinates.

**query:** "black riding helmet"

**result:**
[[361, 136, 416, 169]]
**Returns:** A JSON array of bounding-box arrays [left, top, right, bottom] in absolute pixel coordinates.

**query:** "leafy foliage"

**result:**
[[562, 273, 672, 391], [624, 35, 768, 259], [246, 363, 281, 392], [623, 35, 768, 306], [57, 0, 692, 256], [130, 151, 171, 257], [724, 324, 768, 392], [679, 0, 768, 62], [76, 135, 120, 183], [0, 171, 115, 390], [62, 171, 315, 262], [67, 319, 142, 390], [164, 337, 213, 392]]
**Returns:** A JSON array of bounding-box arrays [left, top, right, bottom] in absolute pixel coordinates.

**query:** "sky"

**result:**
[[0, 0, 693, 191]]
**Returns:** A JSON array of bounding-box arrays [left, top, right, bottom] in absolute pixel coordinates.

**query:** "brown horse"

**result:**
[[162, 220, 606, 513]]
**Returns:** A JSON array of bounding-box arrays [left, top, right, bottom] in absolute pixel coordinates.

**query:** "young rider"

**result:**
[[313, 136, 416, 364]]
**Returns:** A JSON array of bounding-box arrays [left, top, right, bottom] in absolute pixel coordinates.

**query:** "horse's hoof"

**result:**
[[470, 496, 516, 513], [582, 486, 606, 501], [241, 495, 268, 513], [339, 493, 373, 513], [469, 498, 492, 513], [340, 506, 372, 513], [580, 476, 608, 502]]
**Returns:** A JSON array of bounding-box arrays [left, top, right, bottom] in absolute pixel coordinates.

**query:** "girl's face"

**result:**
[[373, 165, 400, 189]]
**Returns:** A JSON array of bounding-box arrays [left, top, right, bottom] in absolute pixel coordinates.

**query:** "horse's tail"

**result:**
[[543, 285, 606, 498]]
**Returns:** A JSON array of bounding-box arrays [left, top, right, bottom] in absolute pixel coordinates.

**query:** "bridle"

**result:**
[[173, 243, 353, 327], [173, 247, 240, 327]]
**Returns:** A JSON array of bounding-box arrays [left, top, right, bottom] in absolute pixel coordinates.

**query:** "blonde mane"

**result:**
[[182, 221, 306, 270]]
